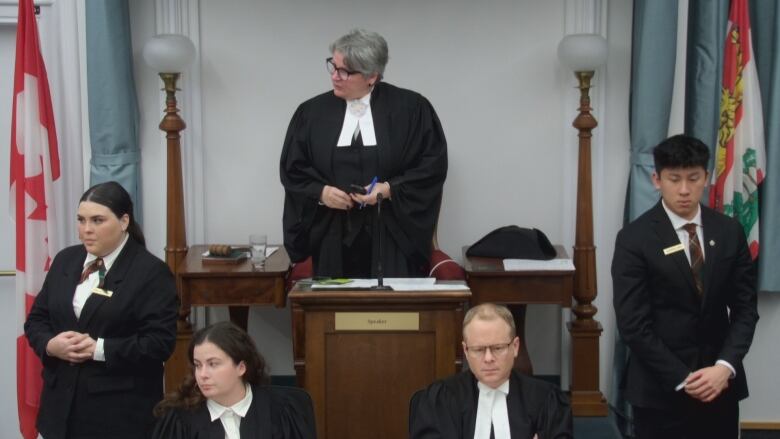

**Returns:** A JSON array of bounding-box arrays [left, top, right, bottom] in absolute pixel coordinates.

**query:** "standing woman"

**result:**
[[152, 322, 316, 439], [24, 181, 179, 439], [280, 28, 448, 278]]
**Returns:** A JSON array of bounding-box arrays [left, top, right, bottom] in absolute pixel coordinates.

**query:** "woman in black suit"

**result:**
[[152, 322, 316, 439], [24, 181, 179, 439]]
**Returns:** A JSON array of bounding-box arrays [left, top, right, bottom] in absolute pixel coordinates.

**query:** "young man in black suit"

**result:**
[[612, 134, 759, 438]]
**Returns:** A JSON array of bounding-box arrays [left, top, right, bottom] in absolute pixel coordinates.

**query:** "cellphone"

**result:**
[[348, 184, 367, 195]]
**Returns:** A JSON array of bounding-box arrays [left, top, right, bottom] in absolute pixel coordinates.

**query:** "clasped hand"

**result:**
[[320, 182, 390, 210], [684, 364, 731, 402], [46, 331, 96, 364]]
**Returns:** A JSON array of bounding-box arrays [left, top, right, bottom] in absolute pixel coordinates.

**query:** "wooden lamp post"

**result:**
[[557, 33, 609, 416], [143, 33, 196, 390]]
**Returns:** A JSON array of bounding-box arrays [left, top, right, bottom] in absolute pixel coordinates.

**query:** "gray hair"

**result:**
[[462, 303, 516, 340], [329, 29, 389, 79]]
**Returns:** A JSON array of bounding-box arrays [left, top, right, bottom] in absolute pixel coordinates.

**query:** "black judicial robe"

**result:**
[[280, 81, 448, 277], [410, 370, 573, 439], [151, 385, 316, 439]]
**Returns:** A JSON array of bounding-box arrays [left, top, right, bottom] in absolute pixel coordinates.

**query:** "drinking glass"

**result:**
[[249, 234, 267, 268]]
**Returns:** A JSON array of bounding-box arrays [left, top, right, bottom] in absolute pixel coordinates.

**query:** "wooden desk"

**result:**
[[463, 245, 574, 375], [289, 283, 470, 439], [165, 245, 291, 390]]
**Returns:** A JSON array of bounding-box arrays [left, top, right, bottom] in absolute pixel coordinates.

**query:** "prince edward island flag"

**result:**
[[710, 0, 766, 261]]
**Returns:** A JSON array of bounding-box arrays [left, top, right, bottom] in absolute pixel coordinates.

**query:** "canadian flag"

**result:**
[[10, 1, 61, 438]]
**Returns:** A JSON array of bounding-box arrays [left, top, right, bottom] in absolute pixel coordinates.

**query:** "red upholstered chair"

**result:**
[[285, 226, 465, 292]]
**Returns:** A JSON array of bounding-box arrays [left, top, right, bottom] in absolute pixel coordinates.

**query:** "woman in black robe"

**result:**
[[280, 28, 448, 278], [152, 322, 315, 439]]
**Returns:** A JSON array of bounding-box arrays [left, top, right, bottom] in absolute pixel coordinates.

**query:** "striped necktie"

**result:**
[[683, 223, 704, 296], [79, 258, 103, 284]]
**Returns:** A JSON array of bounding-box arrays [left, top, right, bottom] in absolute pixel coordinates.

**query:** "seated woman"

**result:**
[[153, 322, 316, 439]]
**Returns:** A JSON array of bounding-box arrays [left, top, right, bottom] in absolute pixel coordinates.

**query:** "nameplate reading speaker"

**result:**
[[335, 312, 420, 331]]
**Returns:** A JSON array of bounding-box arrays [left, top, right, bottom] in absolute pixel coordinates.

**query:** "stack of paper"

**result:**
[[502, 258, 575, 271]]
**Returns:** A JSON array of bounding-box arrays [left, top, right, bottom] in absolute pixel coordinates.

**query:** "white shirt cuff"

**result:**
[[716, 359, 736, 378], [93, 337, 106, 362]]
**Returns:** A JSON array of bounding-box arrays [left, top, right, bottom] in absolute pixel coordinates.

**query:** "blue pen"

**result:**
[[361, 176, 378, 209]]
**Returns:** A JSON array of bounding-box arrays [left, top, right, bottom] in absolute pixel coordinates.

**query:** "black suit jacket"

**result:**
[[25, 238, 179, 439], [612, 201, 758, 409]]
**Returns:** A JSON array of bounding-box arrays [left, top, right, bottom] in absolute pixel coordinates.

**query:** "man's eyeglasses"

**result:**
[[326, 57, 360, 80], [465, 341, 514, 359]]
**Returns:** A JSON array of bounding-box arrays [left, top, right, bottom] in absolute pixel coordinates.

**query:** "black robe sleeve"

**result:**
[[409, 378, 467, 438], [268, 386, 317, 439], [535, 387, 573, 439], [377, 87, 448, 269], [511, 371, 573, 439], [151, 408, 192, 439], [280, 101, 330, 262]]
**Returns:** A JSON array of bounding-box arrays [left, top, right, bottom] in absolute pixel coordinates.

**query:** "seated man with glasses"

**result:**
[[410, 303, 572, 439]]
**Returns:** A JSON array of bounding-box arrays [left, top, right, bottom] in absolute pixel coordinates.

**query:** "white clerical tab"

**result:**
[[337, 94, 376, 146], [475, 381, 511, 439]]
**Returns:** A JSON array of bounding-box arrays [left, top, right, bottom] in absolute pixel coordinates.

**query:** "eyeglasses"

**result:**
[[326, 57, 360, 80], [465, 341, 514, 359]]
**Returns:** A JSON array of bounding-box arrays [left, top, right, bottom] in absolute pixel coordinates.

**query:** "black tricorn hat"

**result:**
[[466, 226, 556, 260]]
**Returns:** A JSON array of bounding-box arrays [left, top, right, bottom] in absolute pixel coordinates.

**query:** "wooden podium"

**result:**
[[289, 283, 470, 439]]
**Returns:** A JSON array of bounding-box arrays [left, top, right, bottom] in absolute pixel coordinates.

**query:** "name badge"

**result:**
[[663, 243, 685, 255], [91, 287, 113, 298]]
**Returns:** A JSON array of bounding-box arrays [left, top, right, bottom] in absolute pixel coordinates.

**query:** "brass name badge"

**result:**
[[663, 243, 685, 255], [91, 287, 113, 298], [335, 312, 420, 331]]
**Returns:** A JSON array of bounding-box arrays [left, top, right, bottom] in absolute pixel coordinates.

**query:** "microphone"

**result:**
[[371, 193, 393, 291]]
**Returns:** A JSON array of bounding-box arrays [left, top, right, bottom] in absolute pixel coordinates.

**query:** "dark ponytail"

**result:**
[[80, 181, 145, 247]]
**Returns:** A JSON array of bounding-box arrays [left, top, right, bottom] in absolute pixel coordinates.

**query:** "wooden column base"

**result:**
[[568, 321, 608, 416], [164, 325, 193, 393], [508, 305, 533, 375]]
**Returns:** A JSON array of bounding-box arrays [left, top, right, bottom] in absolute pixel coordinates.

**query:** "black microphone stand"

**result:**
[[371, 193, 393, 291]]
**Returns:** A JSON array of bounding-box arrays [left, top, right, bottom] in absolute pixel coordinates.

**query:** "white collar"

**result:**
[[83, 232, 129, 272], [477, 379, 510, 395], [661, 200, 702, 230], [207, 383, 253, 422], [474, 379, 511, 439], [347, 91, 372, 114], [337, 89, 377, 146]]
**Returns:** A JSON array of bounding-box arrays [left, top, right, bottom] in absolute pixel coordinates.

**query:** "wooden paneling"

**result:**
[[290, 286, 470, 439]]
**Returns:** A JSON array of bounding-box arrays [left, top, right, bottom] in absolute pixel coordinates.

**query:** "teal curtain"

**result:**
[[613, 2, 679, 436], [684, 0, 729, 173], [85, 0, 142, 222], [625, 1, 679, 221], [750, 0, 780, 292]]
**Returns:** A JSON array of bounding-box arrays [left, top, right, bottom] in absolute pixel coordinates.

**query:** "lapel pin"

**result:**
[[709, 240, 715, 247], [91, 287, 113, 298]]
